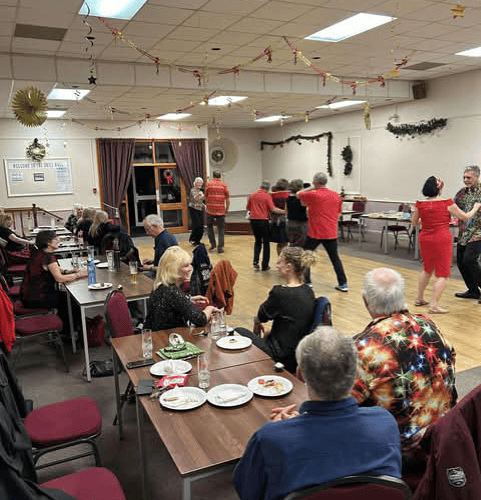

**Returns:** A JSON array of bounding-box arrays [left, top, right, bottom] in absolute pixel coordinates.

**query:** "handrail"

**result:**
[[4, 204, 63, 236]]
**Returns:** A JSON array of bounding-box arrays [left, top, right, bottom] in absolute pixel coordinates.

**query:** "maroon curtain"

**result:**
[[97, 139, 135, 223], [171, 140, 205, 190]]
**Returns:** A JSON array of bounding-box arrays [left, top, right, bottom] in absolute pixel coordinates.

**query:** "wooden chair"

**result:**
[[284, 474, 412, 500]]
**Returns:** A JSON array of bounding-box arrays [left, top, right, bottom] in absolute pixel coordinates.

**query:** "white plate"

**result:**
[[94, 259, 101, 264], [96, 262, 109, 268], [207, 384, 253, 407], [160, 387, 206, 410], [247, 375, 293, 397], [216, 336, 252, 350], [150, 360, 192, 376], [88, 282, 113, 290]]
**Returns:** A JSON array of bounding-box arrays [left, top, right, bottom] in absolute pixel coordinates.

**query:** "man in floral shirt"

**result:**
[[454, 165, 481, 300], [353, 268, 456, 469]]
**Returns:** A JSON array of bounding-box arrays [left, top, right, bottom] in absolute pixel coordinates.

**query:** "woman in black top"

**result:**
[[0, 213, 34, 264], [236, 246, 317, 372], [144, 246, 218, 331], [286, 179, 308, 247]]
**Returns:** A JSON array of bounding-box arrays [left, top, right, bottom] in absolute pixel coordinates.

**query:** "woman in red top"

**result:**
[[412, 176, 480, 314]]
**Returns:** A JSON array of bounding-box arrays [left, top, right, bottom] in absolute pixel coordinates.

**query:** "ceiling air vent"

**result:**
[[402, 62, 446, 71], [14, 24, 67, 41]]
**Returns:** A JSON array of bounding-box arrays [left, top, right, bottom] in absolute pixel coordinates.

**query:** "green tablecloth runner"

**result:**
[[157, 342, 204, 360]]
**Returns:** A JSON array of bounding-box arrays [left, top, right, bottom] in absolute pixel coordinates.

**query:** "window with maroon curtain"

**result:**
[[97, 139, 135, 223], [171, 140, 205, 191]]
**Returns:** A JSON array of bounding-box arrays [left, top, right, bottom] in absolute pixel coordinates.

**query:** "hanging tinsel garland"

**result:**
[[341, 145, 353, 176], [386, 118, 448, 138], [260, 132, 333, 176]]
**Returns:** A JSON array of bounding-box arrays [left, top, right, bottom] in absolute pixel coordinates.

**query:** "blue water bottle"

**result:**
[[87, 246, 97, 285]]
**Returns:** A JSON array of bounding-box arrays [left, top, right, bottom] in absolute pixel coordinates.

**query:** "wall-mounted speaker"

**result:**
[[413, 82, 427, 100]]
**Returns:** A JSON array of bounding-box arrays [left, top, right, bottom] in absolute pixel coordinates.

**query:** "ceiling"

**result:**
[[2, 0, 481, 128]]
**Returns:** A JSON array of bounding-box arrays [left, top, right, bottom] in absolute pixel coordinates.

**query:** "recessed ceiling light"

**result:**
[[201, 96, 248, 106], [48, 89, 90, 101], [316, 100, 366, 109], [47, 110, 66, 118], [157, 113, 191, 120], [255, 115, 290, 122], [78, 0, 148, 20], [456, 47, 481, 57], [305, 13, 396, 42]]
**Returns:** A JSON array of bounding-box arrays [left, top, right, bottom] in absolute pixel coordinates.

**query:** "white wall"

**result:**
[[207, 128, 263, 212], [260, 68, 481, 203], [0, 119, 208, 211]]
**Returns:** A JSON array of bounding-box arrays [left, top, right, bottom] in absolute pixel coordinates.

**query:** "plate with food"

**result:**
[[150, 360, 192, 376], [207, 384, 253, 407], [88, 282, 112, 290], [247, 375, 293, 397], [216, 336, 252, 350], [159, 387, 206, 410]]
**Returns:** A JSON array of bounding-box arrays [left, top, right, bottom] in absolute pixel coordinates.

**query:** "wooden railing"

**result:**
[[4, 204, 63, 236]]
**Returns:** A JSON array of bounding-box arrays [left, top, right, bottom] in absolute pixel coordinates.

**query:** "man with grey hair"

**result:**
[[353, 267, 456, 469], [247, 180, 285, 271], [234, 326, 401, 500], [454, 165, 481, 300], [297, 172, 348, 292], [142, 214, 177, 277], [205, 169, 230, 253]]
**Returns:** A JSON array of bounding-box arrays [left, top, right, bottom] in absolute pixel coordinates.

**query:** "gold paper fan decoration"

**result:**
[[12, 86, 48, 127]]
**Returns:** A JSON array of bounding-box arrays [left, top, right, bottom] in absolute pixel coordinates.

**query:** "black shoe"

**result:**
[[209, 245, 216, 251], [261, 266, 271, 271], [455, 290, 480, 299], [217, 248, 224, 254], [253, 263, 260, 270]]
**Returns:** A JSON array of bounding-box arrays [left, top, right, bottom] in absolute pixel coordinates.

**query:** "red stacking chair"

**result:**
[[0, 245, 27, 282], [25, 397, 102, 470], [41, 467, 126, 500], [14, 313, 69, 371], [283, 474, 412, 500], [104, 289, 135, 426]]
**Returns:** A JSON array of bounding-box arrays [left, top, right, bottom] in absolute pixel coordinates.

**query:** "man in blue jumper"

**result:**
[[142, 214, 177, 278], [234, 326, 401, 500]]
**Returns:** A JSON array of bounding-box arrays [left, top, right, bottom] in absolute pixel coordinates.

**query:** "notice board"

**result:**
[[4, 158, 73, 197]]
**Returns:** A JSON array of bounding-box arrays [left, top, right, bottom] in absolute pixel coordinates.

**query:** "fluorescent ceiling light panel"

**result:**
[[456, 47, 481, 57], [305, 13, 396, 42], [78, 0, 148, 20], [255, 115, 290, 122], [48, 89, 90, 101], [317, 100, 366, 109], [203, 96, 248, 106], [47, 110, 66, 118], [157, 113, 191, 120]]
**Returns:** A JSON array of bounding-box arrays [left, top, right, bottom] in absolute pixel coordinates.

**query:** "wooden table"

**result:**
[[112, 331, 302, 500], [60, 258, 153, 381]]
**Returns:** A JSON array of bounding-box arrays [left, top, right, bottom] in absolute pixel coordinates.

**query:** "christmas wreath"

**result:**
[[163, 169, 173, 184], [26, 138, 46, 161], [386, 118, 447, 138], [341, 145, 353, 176]]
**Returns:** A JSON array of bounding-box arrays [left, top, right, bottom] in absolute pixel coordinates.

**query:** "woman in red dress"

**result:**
[[412, 176, 480, 314]]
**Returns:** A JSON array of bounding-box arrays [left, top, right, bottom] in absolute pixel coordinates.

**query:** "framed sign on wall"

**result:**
[[4, 157, 73, 197]]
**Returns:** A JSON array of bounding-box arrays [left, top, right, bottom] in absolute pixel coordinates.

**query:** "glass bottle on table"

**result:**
[[113, 237, 121, 271], [87, 246, 96, 285]]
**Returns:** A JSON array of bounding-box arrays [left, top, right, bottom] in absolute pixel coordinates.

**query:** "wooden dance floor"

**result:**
[[138, 234, 479, 373]]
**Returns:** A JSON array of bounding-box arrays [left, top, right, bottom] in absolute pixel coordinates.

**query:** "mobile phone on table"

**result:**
[[126, 358, 155, 369]]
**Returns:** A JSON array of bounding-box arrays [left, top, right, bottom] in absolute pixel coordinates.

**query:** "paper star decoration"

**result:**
[[451, 4, 465, 18], [88, 75, 97, 85]]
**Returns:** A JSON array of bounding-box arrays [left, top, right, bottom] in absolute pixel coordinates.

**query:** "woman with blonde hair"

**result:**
[[236, 246, 317, 372], [0, 212, 34, 264], [75, 206, 96, 237], [144, 246, 218, 331], [87, 210, 118, 250]]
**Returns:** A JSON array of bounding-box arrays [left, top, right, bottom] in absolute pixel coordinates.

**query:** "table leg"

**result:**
[[136, 395, 148, 500], [66, 293, 76, 354], [182, 465, 235, 500], [414, 225, 420, 260], [80, 306, 91, 381], [383, 221, 389, 254], [112, 348, 123, 439]]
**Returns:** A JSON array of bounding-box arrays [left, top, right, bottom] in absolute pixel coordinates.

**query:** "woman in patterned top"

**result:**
[[144, 246, 219, 331], [188, 177, 205, 246]]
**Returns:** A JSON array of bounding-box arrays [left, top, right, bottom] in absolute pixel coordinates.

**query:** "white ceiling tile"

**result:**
[[269, 23, 321, 38], [56, 58, 92, 83], [151, 39, 202, 52], [293, 7, 352, 27], [182, 11, 241, 30], [166, 26, 215, 41], [0, 22, 14, 37], [0, 6, 16, 21], [13, 55, 57, 80], [374, 0, 435, 15], [191, 41, 240, 54], [122, 22, 175, 38], [201, 0, 267, 15], [228, 18, 284, 34], [97, 62, 135, 85], [250, 1, 314, 22], [16, 7, 75, 28], [12, 38, 61, 52], [132, 5, 195, 24], [264, 72, 291, 92], [209, 31, 259, 45]]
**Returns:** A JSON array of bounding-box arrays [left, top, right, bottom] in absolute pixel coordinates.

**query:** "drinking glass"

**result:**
[[197, 352, 210, 389], [106, 250, 114, 272], [141, 329, 153, 358], [129, 261, 138, 283], [210, 311, 226, 340], [71, 254, 79, 271]]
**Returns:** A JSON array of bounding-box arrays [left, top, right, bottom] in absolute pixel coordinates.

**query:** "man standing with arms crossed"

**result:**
[[454, 165, 481, 301], [297, 172, 348, 292], [205, 170, 230, 254]]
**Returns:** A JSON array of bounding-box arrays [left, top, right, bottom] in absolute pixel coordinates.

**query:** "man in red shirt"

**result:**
[[205, 170, 230, 253], [297, 172, 348, 291], [247, 180, 285, 271]]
